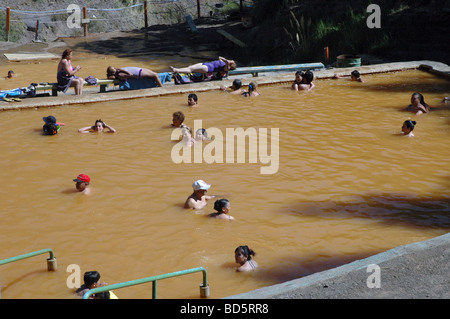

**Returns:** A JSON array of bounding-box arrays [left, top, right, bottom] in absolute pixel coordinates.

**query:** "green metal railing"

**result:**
[[0, 248, 57, 269], [0, 248, 57, 299], [82, 267, 209, 299]]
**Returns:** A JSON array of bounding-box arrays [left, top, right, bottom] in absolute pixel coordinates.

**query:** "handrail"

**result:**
[[82, 267, 209, 299], [0, 248, 56, 268], [0, 248, 57, 299]]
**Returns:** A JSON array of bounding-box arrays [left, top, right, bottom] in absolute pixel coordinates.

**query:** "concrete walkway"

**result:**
[[225, 232, 450, 299], [1, 60, 449, 111]]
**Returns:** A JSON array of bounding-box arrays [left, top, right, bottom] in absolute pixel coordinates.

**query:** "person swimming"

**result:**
[[401, 120, 416, 137], [78, 119, 116, 133], [209, 199, 234, 220], [405, 92, 430, 115], [242, 82, 260, 97], [234, 245, 258, 272]]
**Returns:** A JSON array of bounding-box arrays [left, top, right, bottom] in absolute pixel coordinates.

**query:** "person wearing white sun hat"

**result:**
[[184, 180, 215, 210]]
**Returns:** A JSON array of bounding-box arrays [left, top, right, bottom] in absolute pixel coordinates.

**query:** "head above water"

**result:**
[[402, 120, 416, 132], [234, 245, 256, 261], [232, 79, 242, 89], [213, 199, 230, 213], [94, 119, 106, 131], [83, 271, 101, 288], [351, 70, 360, 80]]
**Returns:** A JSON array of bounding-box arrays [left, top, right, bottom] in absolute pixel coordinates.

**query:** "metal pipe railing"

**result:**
[[82, 267, 209, 299], [0, 248, 56, 269], [0, 248, 57, 299]]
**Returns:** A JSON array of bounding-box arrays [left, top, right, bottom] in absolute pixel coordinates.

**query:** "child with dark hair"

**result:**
[[188, 93, 198, 106], [401, 120, 416, 137], [293, 70, 315, 91], [209, 199, 234, 220], [76, 271, 118, 299], [220, 79, 245, 95], [234, 245, 258, 272], [333, 69, 365, 82], [42, 115, 64, 135]]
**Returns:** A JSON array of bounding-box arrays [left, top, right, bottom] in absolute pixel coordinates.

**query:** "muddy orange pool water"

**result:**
[[0, 57, 449, 299]]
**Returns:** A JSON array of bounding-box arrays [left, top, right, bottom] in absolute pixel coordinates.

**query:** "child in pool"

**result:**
[[401, 120, 416, 137], [242, 82, 260, 97], [220, 79, 245, 95], [188, 93, 198, 107], [234, 245, 258, 272], [293, 70, 315, 91], [209, 199, 234, 220]]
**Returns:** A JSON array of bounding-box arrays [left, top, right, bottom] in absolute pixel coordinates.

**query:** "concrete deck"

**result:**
[[225, 232, 450, 299], [1, 60, 449, 112]]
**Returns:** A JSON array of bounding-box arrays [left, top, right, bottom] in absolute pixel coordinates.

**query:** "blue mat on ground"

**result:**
[[0, 88, 23, 99], [119, 72, 172, 90]]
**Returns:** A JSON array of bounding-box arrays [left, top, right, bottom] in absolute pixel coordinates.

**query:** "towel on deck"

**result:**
[[119, 72, 172, 90]]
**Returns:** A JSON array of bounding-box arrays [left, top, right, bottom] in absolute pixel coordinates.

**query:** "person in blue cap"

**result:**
[[42, 115, 65, 135]]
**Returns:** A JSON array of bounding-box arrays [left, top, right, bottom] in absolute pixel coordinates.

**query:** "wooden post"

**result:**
[[240, 0, 243, 12], [83, 6, 88, 37], [144, 0, 148, 28], [35, 20, 39, 41], [324, 46, 329, 64], [5, 7, 10, 42], [197, 0, 200, 19]]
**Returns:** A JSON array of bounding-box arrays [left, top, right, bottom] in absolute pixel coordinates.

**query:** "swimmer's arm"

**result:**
[[104, 123, 116, 133], [78, 126, 93, 133], [308, 82, 315, 91]]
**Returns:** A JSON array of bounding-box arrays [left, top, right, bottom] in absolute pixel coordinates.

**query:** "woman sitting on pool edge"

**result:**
[[106, 66, 163, 87], [209, 199, 234, 220], [78, 119, 116, 133], [235, 245, 258, 272]]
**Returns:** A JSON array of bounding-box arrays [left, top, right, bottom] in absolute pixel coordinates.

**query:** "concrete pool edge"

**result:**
[[1, 60, 449, 111], [224, 232, 450, 299]]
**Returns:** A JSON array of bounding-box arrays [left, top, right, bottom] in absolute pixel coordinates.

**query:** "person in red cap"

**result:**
[[73, 174, 91, 195]]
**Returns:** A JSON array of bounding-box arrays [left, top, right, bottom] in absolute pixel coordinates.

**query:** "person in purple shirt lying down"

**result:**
[[169, 56, 236, 74]]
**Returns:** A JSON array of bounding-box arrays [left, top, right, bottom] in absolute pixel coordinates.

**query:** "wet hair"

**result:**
[[172, 111, 185, 122], [232, 79, 242, 89], [235, 245, 256, 260], [351, 70, 360, 79], [94, 119, 106, 130], [62, 49, 72, 59], [411, 92, 429, 107], [295, 70, 305, 77], [188, 93, 198, 102], [43, 123, 58, 135], [248, 82, 257, 92], [403, 120, 416, 131], [83, 271, 101, 287], [303, 70, 314, 84], [213, 199, 229, 213]]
